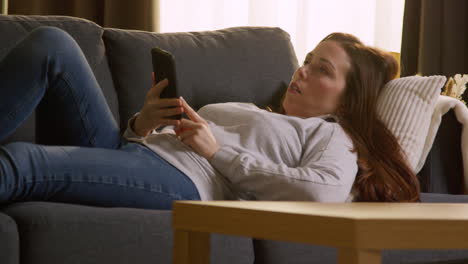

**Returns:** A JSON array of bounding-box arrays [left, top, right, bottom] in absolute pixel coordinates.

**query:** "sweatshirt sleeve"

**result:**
[[122, 112, 161, 140], [208, 124, 358, 202]]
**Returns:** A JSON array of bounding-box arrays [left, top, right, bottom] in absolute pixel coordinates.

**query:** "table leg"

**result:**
[[337, 248, 381, 264], [173, 229, 210, 264]]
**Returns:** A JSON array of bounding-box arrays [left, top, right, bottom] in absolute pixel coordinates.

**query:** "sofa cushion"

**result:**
[[103, 26, 298, 130], [3, 201, 254, 264], [376, 75, 446, 172], [0, 15, 119, 143], [0, 211, 19, 264], [253, 193, 468, 264]]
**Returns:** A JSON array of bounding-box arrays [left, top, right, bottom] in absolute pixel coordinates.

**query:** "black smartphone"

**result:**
[[151, 47, 182, 120]]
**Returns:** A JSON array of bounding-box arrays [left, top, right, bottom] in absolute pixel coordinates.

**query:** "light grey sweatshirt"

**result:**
[[123, 102, 358, 202]]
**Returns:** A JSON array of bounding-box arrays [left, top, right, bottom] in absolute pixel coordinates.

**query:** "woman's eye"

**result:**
[[318, 65, 328, 74], [303, 60, 309, 65]]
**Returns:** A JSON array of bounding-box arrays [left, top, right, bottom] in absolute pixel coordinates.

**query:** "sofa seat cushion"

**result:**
[[103, 26, 298, 130], [3, 201, 254, 264]]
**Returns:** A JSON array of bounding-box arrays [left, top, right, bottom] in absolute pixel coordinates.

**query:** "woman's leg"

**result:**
[[0, 140, 201, 209], [0, 27, 200, 209], [0, 26, 120, 148]]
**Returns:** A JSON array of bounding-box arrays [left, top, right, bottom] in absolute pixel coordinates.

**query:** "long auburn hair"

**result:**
[[267, 33, 421, 202]]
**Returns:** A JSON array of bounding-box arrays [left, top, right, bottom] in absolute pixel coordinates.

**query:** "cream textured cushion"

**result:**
[[376, 75, 447, 172]]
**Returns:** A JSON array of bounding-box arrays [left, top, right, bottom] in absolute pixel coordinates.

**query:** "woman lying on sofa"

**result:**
[[0, 26, 420, 209]]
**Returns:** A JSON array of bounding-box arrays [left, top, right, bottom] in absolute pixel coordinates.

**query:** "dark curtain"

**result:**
[[401, 0, 468, 79], [401, 0, 467, 194], [9, 0, 158, 31]]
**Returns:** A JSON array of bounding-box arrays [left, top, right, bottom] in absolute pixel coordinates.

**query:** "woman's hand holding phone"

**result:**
[[132, 72, 184, 137]]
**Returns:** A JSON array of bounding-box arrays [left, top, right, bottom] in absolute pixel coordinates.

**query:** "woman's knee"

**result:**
[[3, 141, 37, 154], [25, 26, 78, 56], [29, 26, 74, 44], [0, 142, 36, 200], [0, 142, 40, 171]]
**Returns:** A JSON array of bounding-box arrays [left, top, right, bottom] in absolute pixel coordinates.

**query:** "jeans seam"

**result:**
[[58, 71, 95, 146], [6, 178, 190, 201]]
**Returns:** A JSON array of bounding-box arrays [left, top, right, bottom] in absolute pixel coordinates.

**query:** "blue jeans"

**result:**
[[0, 27, 200, 209]]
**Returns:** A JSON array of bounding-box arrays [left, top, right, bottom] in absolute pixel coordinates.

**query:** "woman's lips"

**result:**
[[288, 82, 301, 94]]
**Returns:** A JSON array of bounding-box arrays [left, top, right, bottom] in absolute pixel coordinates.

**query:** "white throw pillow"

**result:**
[[376, 75, 447, 172]]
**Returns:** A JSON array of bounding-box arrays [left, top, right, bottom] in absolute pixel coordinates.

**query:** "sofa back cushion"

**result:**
[[103, 26, 298, 130], [0, 15, 119, 144]]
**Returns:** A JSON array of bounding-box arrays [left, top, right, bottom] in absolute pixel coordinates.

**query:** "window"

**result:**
[[158, 0, 405, 63]]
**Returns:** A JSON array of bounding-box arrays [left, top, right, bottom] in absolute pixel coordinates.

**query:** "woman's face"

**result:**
[[283, 40, 351, 118]]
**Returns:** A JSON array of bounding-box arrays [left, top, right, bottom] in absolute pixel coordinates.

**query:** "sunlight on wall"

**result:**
[[159, 0, 405, 63]]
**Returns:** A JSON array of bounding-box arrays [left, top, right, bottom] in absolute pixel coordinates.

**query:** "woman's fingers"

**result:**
[[156, 98, 183, 108], [144, 99, 182, 117], [177, 129, 198, 141], [174, 117, 219, 160], [157, 106, 184, 117], [180, 97, 205, 124], [175, 118, 200, 133], [138, 74, 184, 133], [158, 118, 181, 127], [148, 78, 169, 98], [176, 118, 200, 129]]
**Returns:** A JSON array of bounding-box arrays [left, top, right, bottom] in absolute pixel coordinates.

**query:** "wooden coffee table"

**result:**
[[172, 201, 468, 264]]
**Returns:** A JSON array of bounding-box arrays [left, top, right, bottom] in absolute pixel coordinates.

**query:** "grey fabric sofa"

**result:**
[[1, 15, 468, 264]]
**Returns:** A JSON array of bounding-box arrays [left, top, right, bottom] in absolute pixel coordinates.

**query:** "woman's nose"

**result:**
[[297, 65, 308, 80]]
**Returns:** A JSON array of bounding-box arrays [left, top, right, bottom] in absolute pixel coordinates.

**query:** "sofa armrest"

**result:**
[[0, 210, 19, 264], [418, 109, 464, 194]]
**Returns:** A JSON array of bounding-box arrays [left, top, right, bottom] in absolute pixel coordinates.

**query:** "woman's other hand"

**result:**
[[175, 97, 220, 160], [133, 72, 184, 137]]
